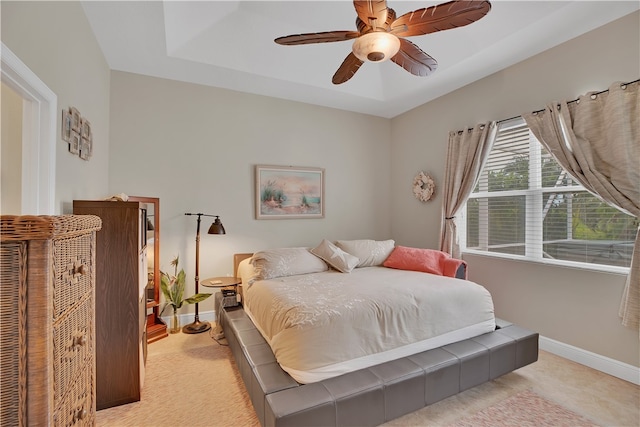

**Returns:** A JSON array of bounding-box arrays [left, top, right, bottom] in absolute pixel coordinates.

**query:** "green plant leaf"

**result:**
[[160, 272, 172, 301], [184, 293, 213, 304], [158, 256, 206, 313], [176, 269, 186, 306], [171, 282, 180, 307]]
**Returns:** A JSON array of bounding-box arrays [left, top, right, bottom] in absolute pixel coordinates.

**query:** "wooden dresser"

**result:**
[[0, 214, 102, 426], [73, 200, 148, 410]]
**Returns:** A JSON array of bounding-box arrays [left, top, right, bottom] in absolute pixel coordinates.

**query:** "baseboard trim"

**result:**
[[160, 312, 639, 385], [161, 310, 216, 328], [540, 335, 639, 385]]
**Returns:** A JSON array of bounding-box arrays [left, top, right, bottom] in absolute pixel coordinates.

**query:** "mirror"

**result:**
[[129, 196, 167, 342]]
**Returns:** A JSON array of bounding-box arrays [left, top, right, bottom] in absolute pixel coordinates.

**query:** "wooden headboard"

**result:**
[[233, 253, 253, 278]]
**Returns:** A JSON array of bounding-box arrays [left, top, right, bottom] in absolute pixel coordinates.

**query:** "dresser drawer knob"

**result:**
[[72, 264, 86, 276], [73, 334, 87, 348], [74, 407, 87, 422]]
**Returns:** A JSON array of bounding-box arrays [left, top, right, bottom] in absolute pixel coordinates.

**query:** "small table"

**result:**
[[202, 277, 242, 340], [201, 276, 242, 308], [200, 276, 241, 289]]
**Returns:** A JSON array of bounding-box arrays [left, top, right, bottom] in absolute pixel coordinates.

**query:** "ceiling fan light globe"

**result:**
[[352, 32, 400, 63]]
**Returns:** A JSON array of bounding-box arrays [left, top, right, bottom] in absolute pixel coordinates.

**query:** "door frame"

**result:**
[[1, 42, 56, 214]]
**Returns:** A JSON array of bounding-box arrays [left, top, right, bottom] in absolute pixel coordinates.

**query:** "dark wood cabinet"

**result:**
[[73, 200, 148, 410]]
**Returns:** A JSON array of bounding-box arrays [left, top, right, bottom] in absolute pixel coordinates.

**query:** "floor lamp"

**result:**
[[183, 212, 226, 334]]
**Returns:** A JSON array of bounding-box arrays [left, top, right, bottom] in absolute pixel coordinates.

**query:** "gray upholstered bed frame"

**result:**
[[221, 253, 539, 427]]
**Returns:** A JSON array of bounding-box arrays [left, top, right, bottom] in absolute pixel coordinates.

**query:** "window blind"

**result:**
[[465, 117, 636, 269]]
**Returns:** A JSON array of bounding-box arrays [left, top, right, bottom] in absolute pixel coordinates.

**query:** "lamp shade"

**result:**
[[207, 216, 226, 235], [352, 32, 400, 62]]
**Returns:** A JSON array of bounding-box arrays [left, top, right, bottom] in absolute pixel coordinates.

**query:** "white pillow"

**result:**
[[335, 239, 395, 267], [310, 239, 359, 273], [249, 247, 328, 283]]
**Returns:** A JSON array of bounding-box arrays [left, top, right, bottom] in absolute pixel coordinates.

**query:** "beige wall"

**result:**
[[2, 1, 638, 368], [1, 83, 22, 214], [108, 71, 392, 315], [1, 1, 111, 213], [391, 11, 640, 367]]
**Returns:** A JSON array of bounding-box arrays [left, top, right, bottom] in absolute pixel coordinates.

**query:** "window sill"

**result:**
[[461, 249, 630, 276]]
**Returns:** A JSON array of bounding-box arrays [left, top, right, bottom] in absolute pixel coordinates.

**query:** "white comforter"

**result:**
[[244, 266, 495, 383]]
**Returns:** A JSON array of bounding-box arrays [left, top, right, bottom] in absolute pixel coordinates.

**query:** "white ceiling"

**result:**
[[82, 1, 639, 118]]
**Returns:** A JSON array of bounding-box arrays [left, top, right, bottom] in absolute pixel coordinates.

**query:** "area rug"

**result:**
[[448, 389, 600, 427]]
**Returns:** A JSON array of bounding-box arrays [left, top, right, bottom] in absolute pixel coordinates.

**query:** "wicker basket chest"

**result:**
[[0, 215, 102, 427]]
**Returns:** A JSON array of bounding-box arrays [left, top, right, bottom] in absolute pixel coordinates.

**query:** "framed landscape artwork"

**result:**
[[255, 165, 325, 219]]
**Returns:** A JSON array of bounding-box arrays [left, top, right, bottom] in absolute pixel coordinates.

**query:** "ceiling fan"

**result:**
[[274, 0, 492, 84]]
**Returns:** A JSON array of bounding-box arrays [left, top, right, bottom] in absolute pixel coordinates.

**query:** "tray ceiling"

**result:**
[[82, 1, 639, 118]]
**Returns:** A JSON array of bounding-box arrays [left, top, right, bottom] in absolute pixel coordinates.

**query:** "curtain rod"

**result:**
[[496, 78, 640, 125]]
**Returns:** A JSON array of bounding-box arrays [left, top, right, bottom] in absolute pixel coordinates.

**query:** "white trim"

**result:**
[[462, 249, 630, 276], [540, 335, 639, 385], [1, 42, 56, 214], [161, 310, 216, 327]]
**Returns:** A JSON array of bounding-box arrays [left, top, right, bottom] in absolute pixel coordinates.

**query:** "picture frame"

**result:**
[[255, 165, 325, 219], [79, 135, 92, 160], [70, 107, 81, 132], [69, 131, 81, 155], [81, 118, 91, 139], [61, 109, 71, 142]]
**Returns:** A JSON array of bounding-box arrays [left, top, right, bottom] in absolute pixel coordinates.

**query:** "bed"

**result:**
[[220, 241, 538, 426]]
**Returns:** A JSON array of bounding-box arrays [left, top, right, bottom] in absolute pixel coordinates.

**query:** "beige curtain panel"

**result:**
[[439, 122, 496, 258], [522, 80, 640, 334]]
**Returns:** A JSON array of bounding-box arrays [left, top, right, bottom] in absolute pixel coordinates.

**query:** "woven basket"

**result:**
[[0, 215, 101, 426], [1, 215, 101, 241], [0, 241, 27, 425]]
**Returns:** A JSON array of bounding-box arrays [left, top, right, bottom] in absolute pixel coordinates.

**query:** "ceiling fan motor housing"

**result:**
[[352, 31, 400, 62]]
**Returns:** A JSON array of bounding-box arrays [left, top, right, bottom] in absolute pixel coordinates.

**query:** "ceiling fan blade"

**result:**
[[390, 38, 438, 77], [332, 53, 364, 85], [390, 0, 491, 38], [275, 31, 359, 45], [353, 0, 389, 30]]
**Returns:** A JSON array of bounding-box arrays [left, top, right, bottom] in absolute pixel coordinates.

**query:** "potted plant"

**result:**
[[160, 256, 212, 333]]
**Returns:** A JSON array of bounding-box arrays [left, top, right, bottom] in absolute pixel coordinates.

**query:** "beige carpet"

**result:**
[[97, 330, 639, 427], [97, 331, 259, 427]]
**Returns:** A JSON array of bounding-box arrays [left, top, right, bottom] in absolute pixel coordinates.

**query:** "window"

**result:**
[[463, 117, 636, 270]]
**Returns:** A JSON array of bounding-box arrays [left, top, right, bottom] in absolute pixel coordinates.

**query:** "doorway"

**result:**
[[1, 82, 22, 213], [1, 42, 57, 215]]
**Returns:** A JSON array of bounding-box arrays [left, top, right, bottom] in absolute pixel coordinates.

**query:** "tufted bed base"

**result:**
[[219, 297, 539, 427]]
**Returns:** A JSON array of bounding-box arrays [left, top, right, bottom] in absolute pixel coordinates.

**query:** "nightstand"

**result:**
[[201, 276, 242, 306], [201, 276, 241, 288], [203, 277, 241, 341]]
